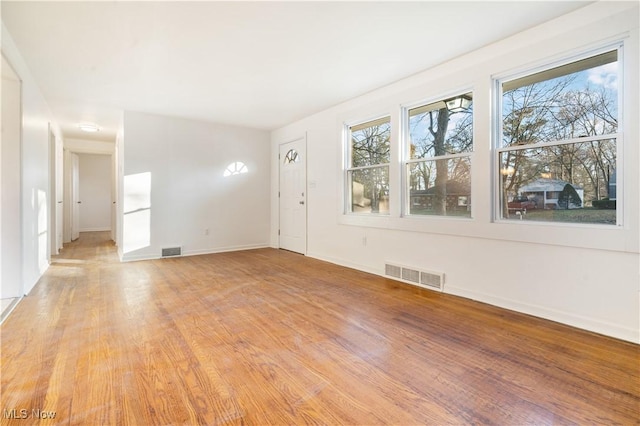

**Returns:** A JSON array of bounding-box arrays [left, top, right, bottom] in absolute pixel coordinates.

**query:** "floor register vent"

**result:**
[[384, 262, 444, 292], [161, 247, 182, 257]]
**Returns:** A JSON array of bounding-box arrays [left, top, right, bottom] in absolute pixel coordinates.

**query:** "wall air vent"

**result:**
[[420, 271, 443, 290], [385, 264, 402, 279], [384, 262, 444, 292], [401, 267, 420, 284], [161, 247, 182, 257]]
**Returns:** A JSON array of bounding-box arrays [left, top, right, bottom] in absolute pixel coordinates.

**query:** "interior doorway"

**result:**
[[71, 153, 80, 241], [65, 150, 115, 244]]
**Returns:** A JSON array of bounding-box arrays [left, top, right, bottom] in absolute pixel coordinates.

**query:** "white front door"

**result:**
[[279, 137, 306, 254], [71, 153, 80, 241]]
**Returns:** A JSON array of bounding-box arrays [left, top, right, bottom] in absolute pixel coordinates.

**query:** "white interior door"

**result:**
[[48, 127, 60, 257], [56, 144, 64, 250], [71, 153, 80, 241], [279, 137, 306, 254], [110, 153, 116, 242]]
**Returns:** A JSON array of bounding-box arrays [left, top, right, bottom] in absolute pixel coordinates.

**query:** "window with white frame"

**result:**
[[346, 117, 390, 214], [497, 48, 620, 225], [405, 92, 473, 217]]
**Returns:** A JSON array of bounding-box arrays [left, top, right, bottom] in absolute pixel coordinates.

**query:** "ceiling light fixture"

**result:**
[[78, 123, 100, 133]]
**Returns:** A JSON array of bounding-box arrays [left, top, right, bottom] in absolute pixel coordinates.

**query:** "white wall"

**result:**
[[2, 25, 63, 296], [271, 2, 640, 343], [78, 154, 111, 232], [1, 54, 22, 299], [120, 111, 270, 261]]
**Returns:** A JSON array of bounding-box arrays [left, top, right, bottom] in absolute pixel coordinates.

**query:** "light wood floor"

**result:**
[[1, 232, 638, 425]]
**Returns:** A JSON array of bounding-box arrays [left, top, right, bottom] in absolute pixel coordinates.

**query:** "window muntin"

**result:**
[[498, 49, 619, 224], [405, 92, 473, 217], [347, 117, 390, 214]]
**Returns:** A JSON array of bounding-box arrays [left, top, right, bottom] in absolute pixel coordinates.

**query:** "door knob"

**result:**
[[299, 201, 305, 205]]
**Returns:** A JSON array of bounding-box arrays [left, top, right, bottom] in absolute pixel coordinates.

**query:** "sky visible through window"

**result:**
[[503, 58, 618, 144], [499, 51, 619, 224]]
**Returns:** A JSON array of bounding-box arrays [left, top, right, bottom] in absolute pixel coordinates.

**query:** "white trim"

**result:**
[[307, 251, 381, 277], [401, 86, 475, 117], [446, 285, 639, 344], [493, 42, 624, 228], [121, 244, 270, 262], [615, 43, 625, 229], [497, 134, 620, 153], [492, 40, 625, 88], [405, 152, 472, 164], [0, 296, 23, 325], [79, 227, 111, 232], [345, 114, 392, 131], [183, 244, 270, 257], [344, 115, 392, 216], [400, 89, 475, 219], [347, 163, 391, 172], [310, 250, 638, 344]]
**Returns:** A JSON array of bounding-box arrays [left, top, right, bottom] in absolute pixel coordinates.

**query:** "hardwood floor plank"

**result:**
[[1, 231, 638, 425]]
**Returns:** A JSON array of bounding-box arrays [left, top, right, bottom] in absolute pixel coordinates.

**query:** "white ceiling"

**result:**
[[1, 1, 591, 142]]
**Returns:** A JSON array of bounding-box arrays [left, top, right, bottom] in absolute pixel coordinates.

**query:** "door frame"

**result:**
[[48, 124, 63, 257], [70, 152, 80, 241], [63, 141, 117, 244], [278, 135, 307, 254]]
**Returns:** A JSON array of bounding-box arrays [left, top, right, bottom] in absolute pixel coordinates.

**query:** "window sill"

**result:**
[[337, 212, 636, 253]]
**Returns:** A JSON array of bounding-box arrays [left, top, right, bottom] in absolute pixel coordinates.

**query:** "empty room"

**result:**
[[1, 1, 638, 424]]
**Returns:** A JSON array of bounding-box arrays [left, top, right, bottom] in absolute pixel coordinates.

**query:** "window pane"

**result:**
[[408, 93, 473, 159], [502, 51, 618, 147], [499, 139, 616, 224], [284, 149, 299, 164], [351, 118, 390, 167], [348, 166, 389, 214], [408, 156, 471, 217]]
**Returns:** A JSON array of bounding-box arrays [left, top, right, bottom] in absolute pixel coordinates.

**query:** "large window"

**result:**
[[405, 93, 473, 217], [346, 117, 390, 214], [498, 49, 620, 225]]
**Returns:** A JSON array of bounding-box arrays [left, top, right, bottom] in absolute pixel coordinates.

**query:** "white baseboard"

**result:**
[[121, 252, 161, 262], [80, 227, 111, 232], [308, 251, 639, 344], [446, 285, 639, 344], [183, 244, 269, 257], [0, 296, 23, 324], [306, 251, 382, 276], [121, 244, 269, 263]]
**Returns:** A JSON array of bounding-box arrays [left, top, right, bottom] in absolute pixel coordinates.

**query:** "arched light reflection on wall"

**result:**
[[223, 162, 248, 177]]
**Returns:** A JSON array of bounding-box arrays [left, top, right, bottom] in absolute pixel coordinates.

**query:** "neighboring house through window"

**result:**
[[497, 48, 620, 225], [404, 92, 473, 217]]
